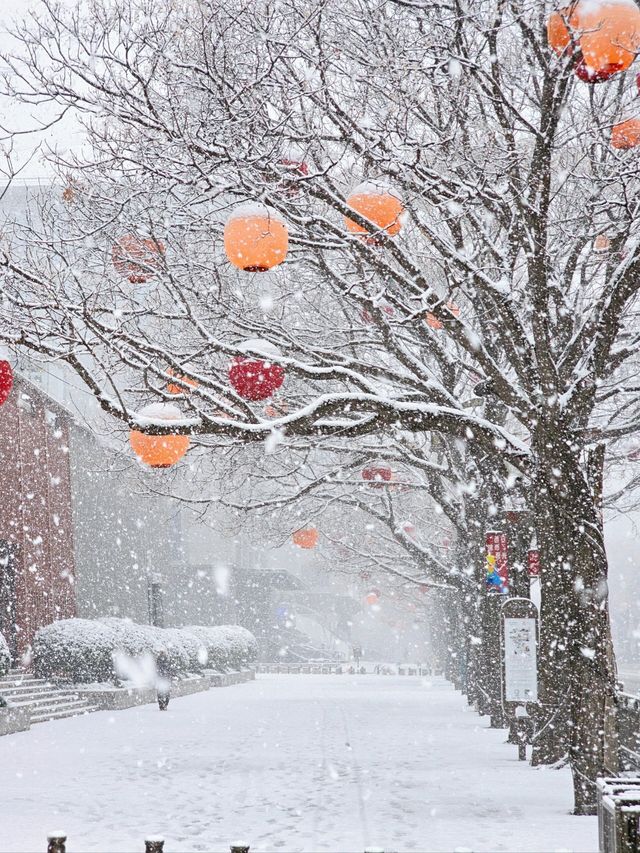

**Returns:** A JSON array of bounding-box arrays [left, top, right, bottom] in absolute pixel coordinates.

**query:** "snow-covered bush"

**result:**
[[34, 618, 117, 682], [0, 631, 11, 676], [186, 625, 258, 671], [33, 618, 257, 683]]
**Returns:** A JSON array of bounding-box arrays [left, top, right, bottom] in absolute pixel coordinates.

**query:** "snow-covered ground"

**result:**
[[0, 675, 597, 852]]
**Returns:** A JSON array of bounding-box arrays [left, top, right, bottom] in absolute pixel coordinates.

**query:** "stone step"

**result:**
[[0, 676, 46, 687], [0, 683, 63, 698], [10, 693, 87, 710], [30, 703, 99, 724]]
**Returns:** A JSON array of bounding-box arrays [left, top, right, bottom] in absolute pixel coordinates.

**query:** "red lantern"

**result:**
[[112, 235, 165, 284], [401, 521, 416, 538], [0, 361, 13, 406], [418, 584, 429, 594], [365, 590, 380, 606], [229, 340, 285, 402], [359, 570, 372, 581], [360, 304, 394, 324], [362, 465, 392, 487]]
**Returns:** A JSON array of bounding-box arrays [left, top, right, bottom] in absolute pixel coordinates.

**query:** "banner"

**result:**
[[486, 531, 509, 593], [528, 549, 540, 577]]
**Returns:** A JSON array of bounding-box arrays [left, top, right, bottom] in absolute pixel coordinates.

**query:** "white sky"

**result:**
[[0, 0, 81, 182]]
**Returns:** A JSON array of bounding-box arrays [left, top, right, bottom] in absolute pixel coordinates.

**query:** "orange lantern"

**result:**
[[129, 403, 190, 468], [594, 234, 611, 252], [547, 1, 640, 83], [365, 589, 380, 606], [224, 204, 288, 272], [612, 117, 640, 148], [345, 181, 404, 244], [112, 235, 165, 284], [166, 368, 198, 395], [426, 302, 460, 329], [292, 527, 319, 549]]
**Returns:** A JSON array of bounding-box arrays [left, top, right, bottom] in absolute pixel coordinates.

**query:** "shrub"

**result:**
[[186, 625, 258, 671], [33, 618, 257, 683], [34, 618, 117, 682], [0, 631, 10, 677]]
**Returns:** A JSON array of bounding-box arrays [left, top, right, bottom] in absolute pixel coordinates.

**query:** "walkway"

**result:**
[[0, 674, 597, 852]]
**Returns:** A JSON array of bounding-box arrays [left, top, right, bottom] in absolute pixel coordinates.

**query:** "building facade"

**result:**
[[0, 378, 76, 657]]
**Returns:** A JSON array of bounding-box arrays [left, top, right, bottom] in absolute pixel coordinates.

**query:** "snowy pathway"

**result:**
[[0, 675, 597, 852]]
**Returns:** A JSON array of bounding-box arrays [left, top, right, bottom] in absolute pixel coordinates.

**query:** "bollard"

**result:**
[[47, 834, 66, 853], [230, 844, 250, 853], [145, 836, 165, 852]]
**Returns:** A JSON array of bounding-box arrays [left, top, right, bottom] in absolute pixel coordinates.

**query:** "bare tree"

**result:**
[[2, 0, 640, 811]]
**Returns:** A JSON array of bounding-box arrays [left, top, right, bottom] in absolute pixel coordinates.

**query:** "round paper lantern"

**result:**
[[612, 117, 640, 149], [426, 302, 460, 330], [359, 570, 372, 581], [277, 159, 309, 196], [594, 234, 611, 252], [264, 400, 289, 418], [401, 521, 416, 539], [112, 235, 165, 284], [362, 465, 392, 487], [345, 181, 404, 244], [292, 527, 319, 549], [365, 589, 381, 606], [547, 1, 640, 83], [229, 339, 285, 401], [360, 304, 395, 324], [224, 204, 288, 272], [166, 369, 198, 395], [129, 403, 190, 468], [0, 360, 13, 406]]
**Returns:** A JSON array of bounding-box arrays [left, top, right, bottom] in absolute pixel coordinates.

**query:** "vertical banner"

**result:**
[[486, 531, 509, 593], [527, 549, 540, 577]]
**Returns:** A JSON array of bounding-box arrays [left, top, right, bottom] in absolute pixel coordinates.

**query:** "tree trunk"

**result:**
[[531, 433, 617, 814]]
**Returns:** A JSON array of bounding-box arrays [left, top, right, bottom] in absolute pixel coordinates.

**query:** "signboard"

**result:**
[[503, 614, 538, 703], [486, 531, 509, 593], [527, 549, 540, 577]]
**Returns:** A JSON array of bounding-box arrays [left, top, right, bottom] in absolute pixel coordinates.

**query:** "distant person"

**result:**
[[156, 651, 171, 711]]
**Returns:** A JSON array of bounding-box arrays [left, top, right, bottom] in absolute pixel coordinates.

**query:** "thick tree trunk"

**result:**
[[531, 434, 617, 814]]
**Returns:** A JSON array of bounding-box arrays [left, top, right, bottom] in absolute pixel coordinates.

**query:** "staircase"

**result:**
[[0, 670, 99, 724]]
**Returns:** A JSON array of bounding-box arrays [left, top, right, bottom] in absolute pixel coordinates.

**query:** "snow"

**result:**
[[227, 203, 285, 222], [0, 674, 597, 852]]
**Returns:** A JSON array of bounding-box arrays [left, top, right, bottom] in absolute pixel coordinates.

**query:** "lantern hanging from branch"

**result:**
[[426, 302, 460, 330], [229, 339, 285, 401], [547, 1, 640, 83], [594, 234, 611, 252], [612, 117, 640, 148], [362, 465, 393, 487], [292, 527, 319, 549], [129, 403, 190, 468], [0, 361, 13, 406], [224, 204, 289, 272], [365, 589, 381, 606], [166, 369, 198, 395], [345, 181, 404, 244], [112, 235, 165, 284], [360, 304, 395, 325], [276, 158, 309, 196]]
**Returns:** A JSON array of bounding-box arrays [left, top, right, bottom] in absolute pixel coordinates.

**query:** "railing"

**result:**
[[596, 778, 640, 852], [46, 836, 386, 853], [255, 663, 434, 676]]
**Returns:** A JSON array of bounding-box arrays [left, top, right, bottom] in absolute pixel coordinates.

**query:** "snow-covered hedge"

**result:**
[[186, 625, 258, 670], [33, 618, 257, 683], [0, 631, 10, 677]]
